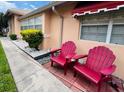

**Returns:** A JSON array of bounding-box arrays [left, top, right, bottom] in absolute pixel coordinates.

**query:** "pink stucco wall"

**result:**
[[44, 2, 124, 80]]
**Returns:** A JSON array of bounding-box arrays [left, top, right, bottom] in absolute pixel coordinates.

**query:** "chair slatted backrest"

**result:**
[[86, 46, 116, 72], [60, 41, 76, 58]]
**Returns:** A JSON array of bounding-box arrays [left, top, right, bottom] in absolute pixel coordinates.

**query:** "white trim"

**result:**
[[72, 4, 124, 17], [106, 19, 113, 44], [81, 23, 108, 26], [113, 23, 124, 25], [79, 23, 82, 40]]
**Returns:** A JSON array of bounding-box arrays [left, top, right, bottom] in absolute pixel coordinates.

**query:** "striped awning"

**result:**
[[72, 1, 124, 17]]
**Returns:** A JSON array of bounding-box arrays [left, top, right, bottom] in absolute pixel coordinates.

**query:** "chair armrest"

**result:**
[[50, 48, 61, 53], [72, 54, 88, 60], [100, 65, 116, 76]]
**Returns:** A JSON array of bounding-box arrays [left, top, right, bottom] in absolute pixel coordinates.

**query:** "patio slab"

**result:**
[[42, 62, 117, 92], [0, 38, 71, 92]]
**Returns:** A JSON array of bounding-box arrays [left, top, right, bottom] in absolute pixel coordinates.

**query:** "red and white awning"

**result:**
[[72, 1, 124, 17]]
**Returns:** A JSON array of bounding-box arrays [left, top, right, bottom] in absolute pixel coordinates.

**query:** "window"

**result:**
[[34, 16, 42, 30], [21, 20, 28, 30], [80, 25, 108, 42], [20, 16, 42, 30], [110, 25, 124, 44], [34, 16, 42, 25], [79, 10, 124, 45], [21, 26, 24, 30], [35, 25, 42, 30], [28, 18, 34, 29]]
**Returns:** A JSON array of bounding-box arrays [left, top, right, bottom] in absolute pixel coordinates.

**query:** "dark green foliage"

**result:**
[[0, 12, 9, 36], [20, 29, 43, 50], [9, 34, 17, 40]]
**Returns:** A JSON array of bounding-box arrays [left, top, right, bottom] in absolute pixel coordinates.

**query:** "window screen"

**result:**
[[34, 16, 42, 25], [110, 25, 124, 45], [34, 16, 42, 30], [20, 16, 42, 30], [21, 26, 24, 30], [35, 25, 42, 30], [80, 25, 108, 42], [28, 18, 34, 26]]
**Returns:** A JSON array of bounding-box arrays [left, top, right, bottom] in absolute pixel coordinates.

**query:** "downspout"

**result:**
[[52, 6, 64, 47]]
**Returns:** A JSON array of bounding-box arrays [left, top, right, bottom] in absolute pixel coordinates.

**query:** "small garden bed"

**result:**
[[0, 41, 17, 92]]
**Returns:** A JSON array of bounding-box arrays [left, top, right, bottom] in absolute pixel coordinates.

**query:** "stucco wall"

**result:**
[[49, 13, 61, 48], [8, 15, 14, 35], [47, 2, 124, 80], [42, 10, 61, 49], [14, 15, 21, 37], [41, 11, 52, 49], [8, 15, 21, 38]]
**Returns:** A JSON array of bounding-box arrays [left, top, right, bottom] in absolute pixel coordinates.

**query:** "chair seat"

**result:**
[[74, 63, 101, 84], [50, 56, 66, 66]]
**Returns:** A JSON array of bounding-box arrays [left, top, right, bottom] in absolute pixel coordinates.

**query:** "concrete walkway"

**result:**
[[0, 38, 71, 92]]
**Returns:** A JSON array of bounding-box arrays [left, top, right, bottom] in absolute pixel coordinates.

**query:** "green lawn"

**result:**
[[0, 41, 17, 92]]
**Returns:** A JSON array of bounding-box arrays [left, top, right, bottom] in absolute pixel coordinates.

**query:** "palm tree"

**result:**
[[0, 13, 4, 35], [0, 12, 9, 36]]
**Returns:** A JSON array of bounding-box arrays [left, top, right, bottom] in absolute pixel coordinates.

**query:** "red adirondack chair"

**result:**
[[50, 41, 76, 75], [72, 46, 116, 91]]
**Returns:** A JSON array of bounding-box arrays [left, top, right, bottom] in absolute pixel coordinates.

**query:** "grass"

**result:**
[[0, 41, 17, 92]]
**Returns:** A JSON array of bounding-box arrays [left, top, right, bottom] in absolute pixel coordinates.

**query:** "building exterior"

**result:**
[[6, 9, 30, 37], [7, 1, 124, 80]]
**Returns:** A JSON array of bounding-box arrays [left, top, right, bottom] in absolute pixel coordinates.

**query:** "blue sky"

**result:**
[[0, 1, 50, 13]]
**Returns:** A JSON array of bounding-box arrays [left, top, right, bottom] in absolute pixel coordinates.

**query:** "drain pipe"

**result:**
[[52, 6, 64, 47]]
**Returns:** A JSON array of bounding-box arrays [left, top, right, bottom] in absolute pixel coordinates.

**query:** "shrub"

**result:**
[[20, 29, 43, 50], [9, 34, 17, 40]]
